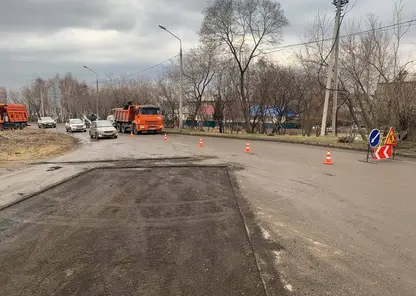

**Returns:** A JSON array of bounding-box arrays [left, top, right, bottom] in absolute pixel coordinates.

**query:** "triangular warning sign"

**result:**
[[385, 127, 397, 146]]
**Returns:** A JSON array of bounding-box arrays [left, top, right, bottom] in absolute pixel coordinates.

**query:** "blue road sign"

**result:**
[[369, 129, 380, 148]]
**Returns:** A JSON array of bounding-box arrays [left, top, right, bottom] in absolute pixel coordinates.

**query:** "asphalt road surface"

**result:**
[[2, 125, 416, 295], [1, 166, 283, 296]]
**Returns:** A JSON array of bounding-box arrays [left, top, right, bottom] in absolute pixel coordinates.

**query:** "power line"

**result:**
[[261, 18, 416, 55], [85, 55, 179, 87], [84, 18, 415, 86], [124, 55, 179, 79]]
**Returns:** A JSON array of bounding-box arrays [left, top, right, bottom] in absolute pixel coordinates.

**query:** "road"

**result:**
[[1, 125, 416, 295]]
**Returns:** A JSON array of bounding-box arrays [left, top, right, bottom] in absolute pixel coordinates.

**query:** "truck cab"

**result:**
[[114, 104, 163, 134]]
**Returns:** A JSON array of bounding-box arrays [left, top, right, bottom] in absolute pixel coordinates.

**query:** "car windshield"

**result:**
[[141, 107, 160, 115], [42, 117, 53, 121], [96, 121, 113, 128], [70, 119, 83, 124]]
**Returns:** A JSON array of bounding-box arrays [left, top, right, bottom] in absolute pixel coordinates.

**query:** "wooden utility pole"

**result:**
[[320, 0, 348, 137]]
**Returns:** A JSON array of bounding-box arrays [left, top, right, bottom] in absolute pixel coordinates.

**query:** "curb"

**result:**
[[0, 168, 93, 211], [165, 130, 416, 159]]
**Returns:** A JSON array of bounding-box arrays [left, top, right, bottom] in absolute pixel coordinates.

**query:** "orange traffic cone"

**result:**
[[164, 133, 167, 141], [324, 149, 333, 165], [199, 137, 204, 147], [130, 131, 134, 138], [245, 141, 251, 153]]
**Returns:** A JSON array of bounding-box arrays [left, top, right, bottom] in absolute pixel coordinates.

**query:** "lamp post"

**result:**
[[33, 80, 45, 117], [159, 24, 183, 131], [83, 65, 99, 118]]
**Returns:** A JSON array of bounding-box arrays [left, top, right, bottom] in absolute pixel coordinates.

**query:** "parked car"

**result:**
[[106, 115, 116, 127], [89, 120, 118, 139], [37, 116, 56, 128], [65, 118, 87, 132]]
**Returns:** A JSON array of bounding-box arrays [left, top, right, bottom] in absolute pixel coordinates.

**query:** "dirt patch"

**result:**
[[0, 129, 78, 162], [0, 166, 285, 296]]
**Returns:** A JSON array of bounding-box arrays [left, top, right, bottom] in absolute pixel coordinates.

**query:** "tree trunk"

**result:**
[[239, 71, 250, 133]]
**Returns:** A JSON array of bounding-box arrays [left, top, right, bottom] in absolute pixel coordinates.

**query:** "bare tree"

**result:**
[[182, 46, 217, 126], [7, 90, 21, 104], [200, 0, 289, 132]]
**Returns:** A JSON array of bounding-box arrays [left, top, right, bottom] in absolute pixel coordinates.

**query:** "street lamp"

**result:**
[[83, 65, 99, 118], [32, 80, 46, 117], [159, 24, 183, 131]]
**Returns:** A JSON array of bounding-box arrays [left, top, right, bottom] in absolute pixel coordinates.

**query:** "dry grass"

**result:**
[[0, 129, 78, 162]]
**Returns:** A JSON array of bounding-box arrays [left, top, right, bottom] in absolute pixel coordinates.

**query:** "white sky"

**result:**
[[0, 0, 415, 89]]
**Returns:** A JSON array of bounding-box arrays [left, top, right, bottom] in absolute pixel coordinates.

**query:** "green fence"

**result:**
[[165, 120, 299, 129]]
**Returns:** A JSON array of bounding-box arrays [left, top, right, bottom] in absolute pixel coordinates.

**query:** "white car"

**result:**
[[106, 115, 116, 127], [65, 118, 87, 132], [38, 116, 56, 128], [89, 120, 118, 139]]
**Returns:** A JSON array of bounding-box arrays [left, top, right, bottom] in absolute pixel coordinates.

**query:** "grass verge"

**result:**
[[164, 128, 416, 157], [0, 129, 78, 163]]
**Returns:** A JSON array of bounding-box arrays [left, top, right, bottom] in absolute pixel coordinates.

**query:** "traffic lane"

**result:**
[[21, 128, 416, 294], [166, 134, 416, 295], [0, 166, 277, 296], [51, 132, 191, 162]]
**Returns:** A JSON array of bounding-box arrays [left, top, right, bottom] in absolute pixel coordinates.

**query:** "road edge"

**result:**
[[0, 168, 92, 211], [165, 130, 416, 158]]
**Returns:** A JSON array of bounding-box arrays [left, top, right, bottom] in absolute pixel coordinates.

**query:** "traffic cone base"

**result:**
[[245, 141, 251, 153], [324, 150, 333, 165]]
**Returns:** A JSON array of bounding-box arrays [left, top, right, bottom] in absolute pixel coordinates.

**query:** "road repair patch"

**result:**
[[0, 166, 279, 296]]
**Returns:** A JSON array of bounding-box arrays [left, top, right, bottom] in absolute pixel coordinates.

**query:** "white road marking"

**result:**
[[172, 142, 189, 147]]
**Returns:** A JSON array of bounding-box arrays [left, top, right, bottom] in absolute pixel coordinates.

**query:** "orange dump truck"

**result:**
[[114, 104, 163, 134], [0, 104, 29, 130]]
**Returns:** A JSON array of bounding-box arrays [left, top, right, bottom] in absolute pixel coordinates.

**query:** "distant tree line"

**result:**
[[6, 0, 416, 139]]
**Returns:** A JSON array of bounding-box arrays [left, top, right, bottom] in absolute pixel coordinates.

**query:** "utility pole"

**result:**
[[159, 24, 184, 131], [40, 88, 45, 117], [320, 0, 348, 137], [83, 65, 99, 118], [179, 42, 183, 132]]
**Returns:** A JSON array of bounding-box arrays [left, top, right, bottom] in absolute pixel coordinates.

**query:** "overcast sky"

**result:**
[[1, 0, 415, 90]]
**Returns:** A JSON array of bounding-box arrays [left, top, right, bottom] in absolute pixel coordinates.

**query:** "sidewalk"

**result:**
[[0, 164, 90, 210]]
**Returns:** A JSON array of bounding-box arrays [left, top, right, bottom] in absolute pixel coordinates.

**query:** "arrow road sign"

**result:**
[[373, 145, 392, 160], [368, 129, 380, 148]]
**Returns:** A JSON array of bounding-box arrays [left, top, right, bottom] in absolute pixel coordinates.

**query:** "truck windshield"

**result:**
[[141, 107, 160, 115]]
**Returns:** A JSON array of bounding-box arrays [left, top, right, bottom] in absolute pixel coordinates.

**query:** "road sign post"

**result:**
[[364, 129, 380, 163]]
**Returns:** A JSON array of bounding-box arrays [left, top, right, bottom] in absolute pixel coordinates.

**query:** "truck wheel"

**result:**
[[133, 124, 138, 135], [121, 124, 127, 133], [20, 123, 26, 129]]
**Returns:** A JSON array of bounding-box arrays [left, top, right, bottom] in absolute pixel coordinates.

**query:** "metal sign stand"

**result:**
[[360, 144, 377, 164]]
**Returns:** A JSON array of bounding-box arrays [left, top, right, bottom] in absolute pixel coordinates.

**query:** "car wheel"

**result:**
[[113, 135, 118, 139]]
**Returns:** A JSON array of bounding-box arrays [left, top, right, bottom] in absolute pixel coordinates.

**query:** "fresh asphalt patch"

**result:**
[[0, 165, 285, 295]]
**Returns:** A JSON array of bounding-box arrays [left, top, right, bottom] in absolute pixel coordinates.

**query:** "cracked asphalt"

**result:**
[[1, 125, 416, 295]]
